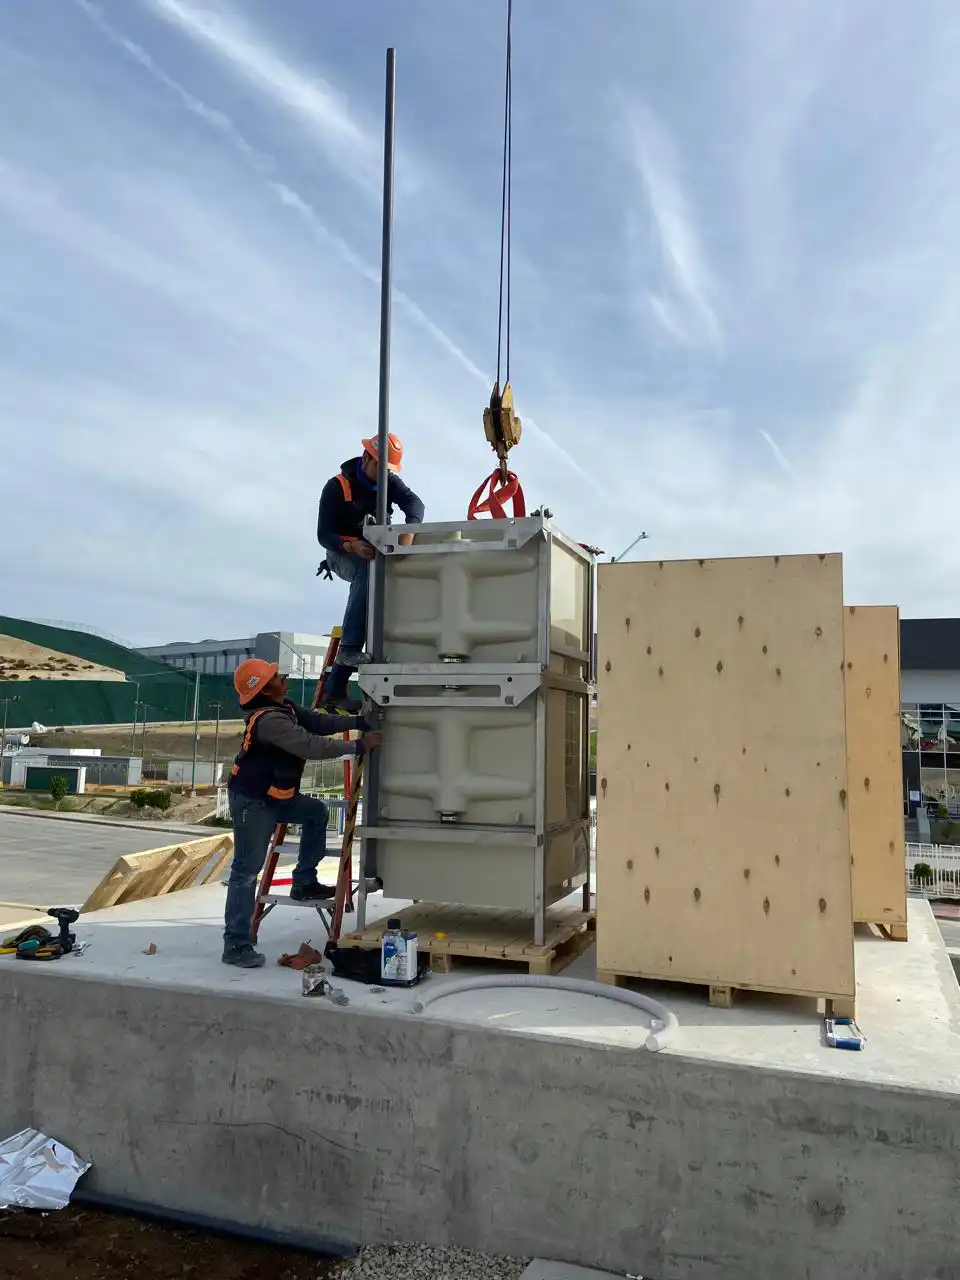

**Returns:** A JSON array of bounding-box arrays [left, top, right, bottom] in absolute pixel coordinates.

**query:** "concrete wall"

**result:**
[[1, 969, 956, 1279]]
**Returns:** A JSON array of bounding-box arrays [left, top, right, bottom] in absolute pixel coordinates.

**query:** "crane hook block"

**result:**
[[483, 381, 522, 456]]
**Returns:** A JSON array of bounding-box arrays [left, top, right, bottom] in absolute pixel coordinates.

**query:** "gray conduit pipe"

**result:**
[[411, 975, 679, 1052]]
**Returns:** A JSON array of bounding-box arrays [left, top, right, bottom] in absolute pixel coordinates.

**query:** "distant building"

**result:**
[[137, 631, 331, 686], [900, 618, 960, 811]]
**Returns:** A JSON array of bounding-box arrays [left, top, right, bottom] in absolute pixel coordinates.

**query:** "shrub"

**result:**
[[912, 861, 934, 884], [49, 775, 69, 810], [130, 788, 173, 811]]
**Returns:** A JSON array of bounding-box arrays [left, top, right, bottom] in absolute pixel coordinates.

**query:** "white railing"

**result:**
[[215, 785, 229, 819], [906, 842, 960, 899]]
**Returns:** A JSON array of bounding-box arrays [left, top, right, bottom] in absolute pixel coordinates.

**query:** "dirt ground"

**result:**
[[0, 1204, 343, 1279], [0, 635, 125, 684], [42, 722, 247, 763]]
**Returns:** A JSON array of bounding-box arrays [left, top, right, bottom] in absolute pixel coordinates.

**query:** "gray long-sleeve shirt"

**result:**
[[252, 701, 365, 760]]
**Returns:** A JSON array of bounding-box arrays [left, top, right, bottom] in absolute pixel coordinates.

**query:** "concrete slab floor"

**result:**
[[0, 810, 220, 911], [3, 876, 957, 1094]]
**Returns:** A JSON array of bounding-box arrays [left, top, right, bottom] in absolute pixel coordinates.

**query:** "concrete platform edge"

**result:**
[[1, 965, 956, 1279]]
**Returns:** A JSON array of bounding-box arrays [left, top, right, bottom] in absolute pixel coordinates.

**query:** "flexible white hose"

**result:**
[[411, 975, 679, 1052]]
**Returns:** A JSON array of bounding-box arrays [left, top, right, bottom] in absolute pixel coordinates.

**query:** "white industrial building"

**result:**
[[138, 631, 332, 682]]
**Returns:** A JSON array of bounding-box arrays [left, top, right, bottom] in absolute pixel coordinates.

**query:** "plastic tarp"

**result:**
[[0, 1128, 91, 1209]]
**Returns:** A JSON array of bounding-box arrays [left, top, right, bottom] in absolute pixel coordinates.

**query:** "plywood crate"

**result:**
[[844, 604, 908, 939], [595, 554, 856, 1009]]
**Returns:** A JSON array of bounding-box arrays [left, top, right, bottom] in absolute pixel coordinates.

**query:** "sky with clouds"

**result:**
[[2, 0, 959, 646]]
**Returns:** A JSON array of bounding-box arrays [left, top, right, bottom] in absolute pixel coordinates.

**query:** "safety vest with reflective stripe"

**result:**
[[228, 704, 305, 802]]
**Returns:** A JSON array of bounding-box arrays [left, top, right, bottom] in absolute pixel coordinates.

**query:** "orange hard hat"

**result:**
[[361, 432, 403, 472], [234, 658, 280, 706]]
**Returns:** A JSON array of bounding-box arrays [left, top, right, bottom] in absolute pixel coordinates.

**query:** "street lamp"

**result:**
[[0, 695, 21, 790], [127, 680, 140, 754], [206, 700, 223, 787], [190, 667, 201, 794]]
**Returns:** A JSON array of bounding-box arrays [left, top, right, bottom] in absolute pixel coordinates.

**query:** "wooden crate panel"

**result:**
[[596, 554, 855, 1001], [340, 902, 595, 975], [844, 604, 908, 933]]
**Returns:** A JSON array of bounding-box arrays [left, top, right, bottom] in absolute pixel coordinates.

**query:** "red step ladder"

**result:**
[[250, 627, 359, 943]]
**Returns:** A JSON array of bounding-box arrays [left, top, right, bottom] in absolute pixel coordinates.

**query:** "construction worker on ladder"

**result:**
[[317, 434, 424, 706], [223, 658, 381, 969]]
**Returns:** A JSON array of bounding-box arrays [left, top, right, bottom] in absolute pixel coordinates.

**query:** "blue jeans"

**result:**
[[326, 549, 368, 651], [224, 790, 329, 952]]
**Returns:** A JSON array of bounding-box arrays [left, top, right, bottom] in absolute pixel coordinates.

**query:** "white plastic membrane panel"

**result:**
[[376, 829, 589, 912], [378, 705, 537, 826], [375, 689, 589, 828], [371, 517, 593, 675]]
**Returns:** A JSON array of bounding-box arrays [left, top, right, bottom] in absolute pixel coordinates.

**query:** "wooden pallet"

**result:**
[[596, 967, 856, 1018], [339, 902, 596, 976], [81, 835, 233, 913]]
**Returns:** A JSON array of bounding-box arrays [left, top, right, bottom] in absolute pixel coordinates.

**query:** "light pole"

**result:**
[[0, 695, 21, 790], [141, 704, 149, 762], [207, 701, 223, 787], [128, 680, 140, 754], [190, 668, 201, 794]]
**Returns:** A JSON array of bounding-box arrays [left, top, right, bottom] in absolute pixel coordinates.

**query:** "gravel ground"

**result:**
[[333, 1243, 530, 1280]]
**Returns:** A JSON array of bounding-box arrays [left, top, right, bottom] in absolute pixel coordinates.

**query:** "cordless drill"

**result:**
[[16, 907, 80, 960], [47, 907, 79, 955]]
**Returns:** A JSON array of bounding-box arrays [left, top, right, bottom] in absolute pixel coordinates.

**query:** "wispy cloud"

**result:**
[[140, 0, 380, 192], [759, 429, 792, 473], [75, 0, 597, 491], [623, 99, 722, 349]]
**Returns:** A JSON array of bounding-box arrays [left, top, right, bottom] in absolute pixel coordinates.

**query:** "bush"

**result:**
[[130, 788, 173, 811], [48, 775, 69, 810], [912, 861, 934, 884]]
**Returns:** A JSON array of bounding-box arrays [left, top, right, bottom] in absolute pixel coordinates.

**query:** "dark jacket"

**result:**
[[317, 457, 425, 555], [228, 697, 365, 801]]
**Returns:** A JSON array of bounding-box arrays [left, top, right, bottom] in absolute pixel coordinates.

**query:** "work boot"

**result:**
[[290, 882, 336, 903], [335, 647, 370, 668], [222, 944, 266, 969]]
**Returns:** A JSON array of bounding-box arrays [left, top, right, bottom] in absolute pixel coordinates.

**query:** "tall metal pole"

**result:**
[[361, 47, 396, 915], [190, 669, 201, 794], [211, 702, 222, 787], [372, 45, 396, 658], [0, 697, 15, 789], [129, 681, 140, 755]]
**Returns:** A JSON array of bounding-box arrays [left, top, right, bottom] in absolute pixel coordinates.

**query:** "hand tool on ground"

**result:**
[[47, 907, 80, 955], [0, 924, 52, 955]]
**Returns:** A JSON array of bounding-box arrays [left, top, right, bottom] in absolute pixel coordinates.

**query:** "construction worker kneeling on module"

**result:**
[[223, 657, 382, 969], [317, 433, 424, 705]]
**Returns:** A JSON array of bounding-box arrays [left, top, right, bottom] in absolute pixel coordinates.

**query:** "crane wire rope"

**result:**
[[468, 0, 526, 520]]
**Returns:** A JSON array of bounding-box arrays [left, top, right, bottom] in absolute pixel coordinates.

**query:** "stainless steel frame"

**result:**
[[357, 514, 597, 940]]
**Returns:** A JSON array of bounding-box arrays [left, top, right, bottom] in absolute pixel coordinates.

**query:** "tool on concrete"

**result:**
[[251, 627, 359, 944], [47, 906, 79, 955], [13, 908, 80, 961], [824, 1016, 866, 1050], [0, 923, 52, 955], [411, 975, 680, 1052]]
